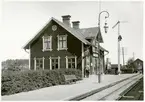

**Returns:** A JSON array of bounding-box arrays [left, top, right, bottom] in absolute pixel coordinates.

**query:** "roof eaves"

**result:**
[[100, 46, 109, 52], [134, 59, 143, 63], [23, 17, 54, 49]]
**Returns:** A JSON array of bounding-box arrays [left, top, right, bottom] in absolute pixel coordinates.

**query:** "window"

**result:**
[[68, 58, 75, 68], [52, 58, 58, 69], [42, 36, 52, 51], [57, 35, 67, 50], [34, 57, 44, 70], [50, 57, 60, 70], [66, 56, 77, 69]]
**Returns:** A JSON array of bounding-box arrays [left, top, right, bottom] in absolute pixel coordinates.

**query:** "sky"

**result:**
[[0, 0, 144, 65]]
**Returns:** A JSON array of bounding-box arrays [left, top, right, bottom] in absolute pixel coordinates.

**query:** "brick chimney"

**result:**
[[72, 21, 80, 29], [62, 15, 71, 27]]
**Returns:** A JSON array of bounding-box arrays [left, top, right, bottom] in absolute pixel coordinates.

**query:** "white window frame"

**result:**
[[29, 45, 31, 70], [65, 56, 68, 69], [34, 57, 45, 70], [49, 56, 60, 70], [42, 36, 52, 51], [66, 56, 77, 69], [57, 35, 68, 51]]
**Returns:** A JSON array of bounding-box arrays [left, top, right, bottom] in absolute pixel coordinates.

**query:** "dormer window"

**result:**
[[42, 36, 52, 51], [57, 35, 67, 50]]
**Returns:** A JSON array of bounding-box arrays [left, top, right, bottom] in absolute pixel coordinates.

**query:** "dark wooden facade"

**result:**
[[134, 59, 143, 73], [30, 20, 82, 70]]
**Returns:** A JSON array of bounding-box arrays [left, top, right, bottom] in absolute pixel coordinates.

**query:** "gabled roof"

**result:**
[[76, 27, 103, 43], [77, 27, 99, 38], [23, 17, 107, 52], [134, 59, 143, 63], [23, 17, 90, 49], [100, 46, 108, 52]]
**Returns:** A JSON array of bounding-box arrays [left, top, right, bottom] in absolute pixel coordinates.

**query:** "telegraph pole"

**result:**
[[122, 47, 125, 67], [133, 52, 135, 60], [118, 22, 121, 74], [112, 21, 128, 74], [112, 21, 121, 74]]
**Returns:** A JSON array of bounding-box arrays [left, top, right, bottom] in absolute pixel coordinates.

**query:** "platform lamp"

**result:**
[[104, 18, 109, 33], [97, 11, 109, 83]]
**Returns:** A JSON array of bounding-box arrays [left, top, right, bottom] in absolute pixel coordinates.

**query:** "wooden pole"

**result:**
[[122, 47, 125, 67], [118, 22, 121, 74]]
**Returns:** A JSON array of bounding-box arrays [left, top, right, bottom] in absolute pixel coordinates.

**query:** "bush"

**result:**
[[121, 68, 133, 73], [1, 69, 82, 96]]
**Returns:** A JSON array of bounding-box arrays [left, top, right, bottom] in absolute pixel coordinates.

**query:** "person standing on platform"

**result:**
[[86, 65, 90, 78]]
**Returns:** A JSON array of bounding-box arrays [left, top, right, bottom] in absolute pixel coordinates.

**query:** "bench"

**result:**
[[64, 75, 77, 84]]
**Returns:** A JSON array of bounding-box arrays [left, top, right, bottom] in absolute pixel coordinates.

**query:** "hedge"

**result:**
[[1, 69, 82, 96], [121, 68, 134, 73]]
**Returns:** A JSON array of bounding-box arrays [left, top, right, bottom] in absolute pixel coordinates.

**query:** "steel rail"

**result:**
[[67, 74, 140, 101], [98, 76, 142, 100], [117, 77, 143, 100]]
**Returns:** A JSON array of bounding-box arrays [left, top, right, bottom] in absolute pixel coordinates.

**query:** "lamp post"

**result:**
[[97, 11, 109, 83]]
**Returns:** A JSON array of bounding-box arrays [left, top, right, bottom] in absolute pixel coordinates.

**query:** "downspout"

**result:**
[[24, 45, 31, 70]]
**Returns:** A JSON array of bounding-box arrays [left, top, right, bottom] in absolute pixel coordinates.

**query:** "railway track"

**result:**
[[98, 76, 143, 100], [117, 77, 143, 100], [67, 74, 142, 101]]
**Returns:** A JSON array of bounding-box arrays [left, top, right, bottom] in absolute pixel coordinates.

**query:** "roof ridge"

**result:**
[[52, 17, 90, 44], [80, 26, 99, 30]]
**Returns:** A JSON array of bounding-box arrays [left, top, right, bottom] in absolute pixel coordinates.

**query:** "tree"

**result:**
[[126, 58, 137, 73], [2, 59, 29, 73]]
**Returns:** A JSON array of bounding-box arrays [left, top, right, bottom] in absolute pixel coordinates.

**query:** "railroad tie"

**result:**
[[122, 95, 134, 99], [138, 91, 143, 93]]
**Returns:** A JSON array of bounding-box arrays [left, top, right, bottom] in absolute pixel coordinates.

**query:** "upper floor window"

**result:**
[[42, 36, 52, 51], [57, 35, 67, 50]]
